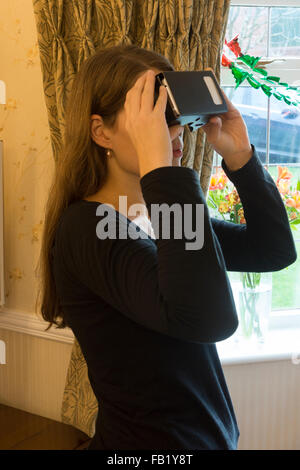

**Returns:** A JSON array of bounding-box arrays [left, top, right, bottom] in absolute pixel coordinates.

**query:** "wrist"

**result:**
[[222, 146, 253, 172], [139, 160, 172, 178]]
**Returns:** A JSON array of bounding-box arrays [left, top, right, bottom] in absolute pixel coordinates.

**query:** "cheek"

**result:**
[[115, 111, 140, 175], [116, 134, 140, 175]]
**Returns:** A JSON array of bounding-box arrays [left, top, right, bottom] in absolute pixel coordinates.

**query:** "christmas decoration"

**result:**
[[222, 35, 300, 107]]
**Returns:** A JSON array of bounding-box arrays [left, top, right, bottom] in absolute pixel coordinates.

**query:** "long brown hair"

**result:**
[[35, 43, 183, 331]]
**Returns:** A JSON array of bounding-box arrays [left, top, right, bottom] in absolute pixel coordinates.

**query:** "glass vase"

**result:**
[[228, 271, 272, 344]]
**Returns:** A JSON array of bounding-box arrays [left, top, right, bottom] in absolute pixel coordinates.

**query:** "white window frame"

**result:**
[[218, 0, 300, 330]]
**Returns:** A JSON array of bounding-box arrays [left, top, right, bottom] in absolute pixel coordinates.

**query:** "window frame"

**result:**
[[216, 0, 300, 327]]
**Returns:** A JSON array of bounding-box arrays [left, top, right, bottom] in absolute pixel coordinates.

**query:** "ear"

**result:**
[[90, 114, 112, 148]]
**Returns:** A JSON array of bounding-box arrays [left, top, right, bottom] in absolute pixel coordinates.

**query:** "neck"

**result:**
[[89, 161, 148, 221]]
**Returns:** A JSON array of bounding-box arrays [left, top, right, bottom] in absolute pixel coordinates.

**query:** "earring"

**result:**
[[106, 149, 112, 158]]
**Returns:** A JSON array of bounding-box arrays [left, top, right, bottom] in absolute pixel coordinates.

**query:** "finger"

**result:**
[[219, 87, 239, 113], [140, 70, 156, 114], [202, 116, 222, 141], [202, 115, 221, 130], [153, 83, 168, 115], [125, 71, 148, 116], [133, 70, 148, 89]]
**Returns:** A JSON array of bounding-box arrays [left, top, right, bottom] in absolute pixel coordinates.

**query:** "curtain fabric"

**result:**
[[33, 0, 231, 437]]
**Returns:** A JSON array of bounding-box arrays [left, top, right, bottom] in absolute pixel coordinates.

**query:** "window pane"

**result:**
[[227, 6, 268, 56], [219, 4, 300, 316], [270, 7, 300, 57], [222, 86, 268, 164], [269, 98, 300, 165], [272, 237, 300, 310]]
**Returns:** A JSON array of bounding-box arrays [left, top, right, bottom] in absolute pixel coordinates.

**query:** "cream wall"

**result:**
[[0, 0, 70, 422], [0, 0, 53, 311]]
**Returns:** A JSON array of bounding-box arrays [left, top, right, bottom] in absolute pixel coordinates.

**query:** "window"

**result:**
[[211, 0, 300, 326]]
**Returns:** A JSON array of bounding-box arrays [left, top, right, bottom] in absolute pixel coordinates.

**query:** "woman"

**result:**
[[37, 44, 296, 450]]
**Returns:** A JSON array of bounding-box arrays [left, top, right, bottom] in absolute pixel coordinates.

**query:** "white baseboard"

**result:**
[[0, 307, 74, 344]]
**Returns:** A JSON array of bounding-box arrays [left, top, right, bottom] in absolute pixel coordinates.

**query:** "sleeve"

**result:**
[[211, 144, 297, 272], [63, 165, 239, 344]]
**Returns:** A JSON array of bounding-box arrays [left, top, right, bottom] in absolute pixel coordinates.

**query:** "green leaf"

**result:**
[[266, 76, 280, 83], [261, 84, 272, 97], [290, 219, 300, 225], [231, 65, 248, 87], [247, 75, 261, 89], [254, 67, 268, 76], [241, 55, 261, 69], [297, 179, 300, 191]]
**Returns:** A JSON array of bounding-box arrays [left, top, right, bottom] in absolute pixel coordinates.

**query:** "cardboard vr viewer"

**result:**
[[154, 70, 228, 132]]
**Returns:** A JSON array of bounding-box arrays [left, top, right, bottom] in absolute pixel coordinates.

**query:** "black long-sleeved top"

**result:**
[[52, 144, 297, 450]]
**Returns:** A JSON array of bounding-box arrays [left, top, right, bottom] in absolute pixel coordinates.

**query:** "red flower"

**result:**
[[277, 179, 291, 195], [238, 208, 246, 224], [286, 191, 300, 210], [276, 166, 293, 196], [209, 170, 228, 191], [277, 166, 293, 184]]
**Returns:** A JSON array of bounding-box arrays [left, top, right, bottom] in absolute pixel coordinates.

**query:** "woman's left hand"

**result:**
[[202, 69, 253, 171]]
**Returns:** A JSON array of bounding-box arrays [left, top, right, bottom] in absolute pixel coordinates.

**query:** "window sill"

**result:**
[[217, 327, 300, 366]]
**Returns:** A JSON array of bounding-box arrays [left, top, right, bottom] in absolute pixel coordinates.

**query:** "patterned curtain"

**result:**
[[33, 0, 231, 437]]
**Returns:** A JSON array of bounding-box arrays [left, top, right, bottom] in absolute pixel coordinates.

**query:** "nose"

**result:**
[[169, 125, 184, 152]]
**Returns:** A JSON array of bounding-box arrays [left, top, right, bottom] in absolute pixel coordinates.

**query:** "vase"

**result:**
[[228, 271, 273, 344]]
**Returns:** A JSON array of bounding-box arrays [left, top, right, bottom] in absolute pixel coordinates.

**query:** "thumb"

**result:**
[[202, 116, 222, 143]]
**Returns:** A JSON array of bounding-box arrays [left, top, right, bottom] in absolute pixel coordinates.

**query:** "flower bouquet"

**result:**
[[208, 165, 300, 342]]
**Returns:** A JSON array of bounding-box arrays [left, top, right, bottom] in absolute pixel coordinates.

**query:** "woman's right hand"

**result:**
[[124, 69, 183, 178]]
